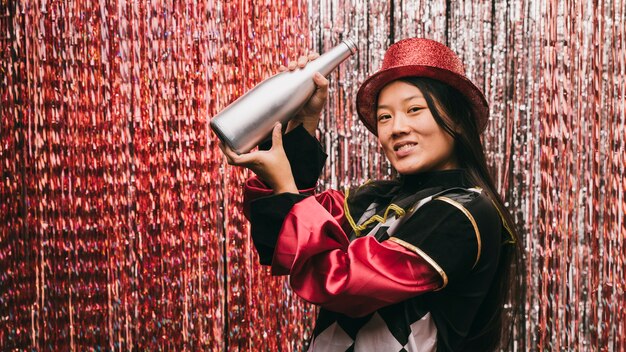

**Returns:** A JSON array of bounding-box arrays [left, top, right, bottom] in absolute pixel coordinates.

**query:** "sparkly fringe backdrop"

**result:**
[[1, 0, 624, 351]]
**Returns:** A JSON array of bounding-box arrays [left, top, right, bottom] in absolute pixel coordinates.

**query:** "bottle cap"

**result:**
[[343, 38, 358, 54]]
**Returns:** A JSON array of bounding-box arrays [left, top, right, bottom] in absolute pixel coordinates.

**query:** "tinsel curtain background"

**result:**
[[0, 0, 624, 350]]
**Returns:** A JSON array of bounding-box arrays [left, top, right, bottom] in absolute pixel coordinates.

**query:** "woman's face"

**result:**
[[376, 80, 458, 175]]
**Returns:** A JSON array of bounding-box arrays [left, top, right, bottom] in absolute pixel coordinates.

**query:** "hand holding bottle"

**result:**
[[219, 123, 297, 194], [278, 53, 330, 136], [210, 39, 356, 154]]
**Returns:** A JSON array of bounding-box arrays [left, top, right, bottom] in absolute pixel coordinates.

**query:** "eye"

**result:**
[[377, 113, 391, 121], [408, 106, 424, 114]]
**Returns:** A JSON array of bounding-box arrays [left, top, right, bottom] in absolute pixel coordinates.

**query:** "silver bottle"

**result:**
[[210, 39, 357, 154]]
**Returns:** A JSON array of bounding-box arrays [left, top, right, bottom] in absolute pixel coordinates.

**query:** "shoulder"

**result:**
[[428, 187, 503, 246], [392, 187, 502, 276], [429, 188, 500, 228]]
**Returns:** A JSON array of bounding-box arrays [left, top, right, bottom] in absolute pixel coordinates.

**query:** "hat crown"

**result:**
[[356, 37, 489, 135], [381, 38, 466, 77]]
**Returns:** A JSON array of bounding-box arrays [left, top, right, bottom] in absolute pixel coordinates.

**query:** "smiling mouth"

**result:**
[[394, 143, 417, 152]]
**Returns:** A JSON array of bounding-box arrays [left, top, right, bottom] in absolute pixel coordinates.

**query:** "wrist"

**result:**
[[301, 119, 319, 136], [273, 183, 299, 195], [287, 117, 319, 136], [264, 169, 298, 194]]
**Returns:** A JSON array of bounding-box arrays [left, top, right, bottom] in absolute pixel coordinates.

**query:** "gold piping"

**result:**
[[434, 196, 482, 269], [343, 187, 359, 233], [343, 187, 406, 237], [490, 200, 517, 245], [388, 236, 448, 290]]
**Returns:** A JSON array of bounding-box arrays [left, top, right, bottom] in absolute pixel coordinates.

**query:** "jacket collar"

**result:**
[[398, 169, 471, 193]]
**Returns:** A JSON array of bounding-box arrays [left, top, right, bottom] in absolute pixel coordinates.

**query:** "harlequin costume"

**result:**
[[241, 38, 512, 351]]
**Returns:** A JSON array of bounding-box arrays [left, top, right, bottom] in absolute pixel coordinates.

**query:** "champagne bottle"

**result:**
[[210, 39, 357, 154]]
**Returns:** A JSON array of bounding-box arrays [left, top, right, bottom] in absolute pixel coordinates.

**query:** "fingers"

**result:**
[[218, 140, 253, 165], [220, 143, 258, 166], [297, 55, 308, 68], [218, 124, 283, 167], [282, 52, 320, 72], [218, 141, 238, 164]]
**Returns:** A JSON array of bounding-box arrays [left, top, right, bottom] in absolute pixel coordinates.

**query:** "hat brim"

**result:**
[[356, 65, 490, 135]]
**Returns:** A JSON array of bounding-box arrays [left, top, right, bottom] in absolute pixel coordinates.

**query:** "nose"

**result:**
[[391, 114, 410, 135]]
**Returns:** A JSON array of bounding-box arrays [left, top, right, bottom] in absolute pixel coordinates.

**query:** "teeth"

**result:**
[[397, 143, 416, 151]]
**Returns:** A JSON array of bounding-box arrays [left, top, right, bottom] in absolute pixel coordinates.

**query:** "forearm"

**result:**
[[273, 197, 444, 317], [246, 187, 345, 266]]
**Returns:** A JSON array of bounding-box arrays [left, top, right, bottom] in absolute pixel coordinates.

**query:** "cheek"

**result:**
[[422, 127, 454, 156], [433, 131, 452, 147], [376, 133, 389, 149], [377, 135, 396, 159], [437, 135, 456, 159]]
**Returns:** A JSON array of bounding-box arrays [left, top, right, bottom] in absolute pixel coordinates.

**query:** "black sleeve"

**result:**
[[250, 125, 326, 265], [259, 123, 327, 189], [393, 200, 479, 283], [249, 193, 309, 265]]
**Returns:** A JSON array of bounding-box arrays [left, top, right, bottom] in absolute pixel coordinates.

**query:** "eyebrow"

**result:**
[[377, 95, 425, 110]]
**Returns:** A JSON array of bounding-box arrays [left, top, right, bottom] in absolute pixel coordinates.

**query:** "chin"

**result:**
[[394, 164, 425, 175], [390, 158, 421, 174]]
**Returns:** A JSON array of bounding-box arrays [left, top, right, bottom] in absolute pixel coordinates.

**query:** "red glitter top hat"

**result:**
[[356, 38, 489, 135]]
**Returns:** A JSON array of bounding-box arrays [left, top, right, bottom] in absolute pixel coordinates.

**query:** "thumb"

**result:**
[[270, 123, 283, 149], [305, 72, 329, 112], [313, 72, 329, 98]]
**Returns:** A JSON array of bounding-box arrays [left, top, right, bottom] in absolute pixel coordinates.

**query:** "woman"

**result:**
[[220, 38, 522, 352]]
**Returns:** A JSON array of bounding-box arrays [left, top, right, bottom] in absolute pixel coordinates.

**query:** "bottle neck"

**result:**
[[304, 41, 355, 77]]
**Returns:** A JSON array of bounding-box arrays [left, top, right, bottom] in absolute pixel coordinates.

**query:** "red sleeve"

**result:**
[[243, 176, 344, 221], [271, 196, 444, 318], [243, 176, 315, 219]]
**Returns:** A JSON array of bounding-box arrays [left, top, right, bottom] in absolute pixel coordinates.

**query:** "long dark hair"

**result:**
[[399, 77, 524, 351]]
